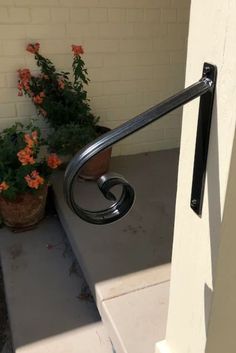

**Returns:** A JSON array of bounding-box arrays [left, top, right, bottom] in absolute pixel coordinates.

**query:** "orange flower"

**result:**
[[24, 130, 38, 148], [17, 146, 35, 165], [33, 95, 43, 104], [0, 181, 9, 192], [18, 69, 32, 95], [72, 44, 84, 56], [33, 92, 45, 105], [17, 82, 24, 96], [26, 43, 40, 54], [25, 170, 44, 189], [47, 153, 62, 169], [24, 134, 34, 148], [18, 68, 31, 81], [17, 82, 23, 90], [58, 80, 65, 89], [23, 81, 31, 94]]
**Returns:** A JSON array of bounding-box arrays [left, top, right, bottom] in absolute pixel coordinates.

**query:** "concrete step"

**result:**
[[53, 150, 179, 353], [101, 281, 169, 353], [0, 218, 114, 353]]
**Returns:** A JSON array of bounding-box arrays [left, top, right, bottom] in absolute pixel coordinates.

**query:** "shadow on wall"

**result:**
[[204, 93, 222, 337]]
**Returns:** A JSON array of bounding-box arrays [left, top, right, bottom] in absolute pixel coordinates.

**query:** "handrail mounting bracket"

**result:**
[[190, 63, 217, 215]]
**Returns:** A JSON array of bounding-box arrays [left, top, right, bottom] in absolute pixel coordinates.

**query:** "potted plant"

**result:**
[[0, 122, 61, 230], [46, 123, 111, 179], [17, 43, 111, 179]]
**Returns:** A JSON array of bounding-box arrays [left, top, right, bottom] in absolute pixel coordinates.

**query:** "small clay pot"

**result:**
[[79, 126, 112, 180], [79, 147, 112, 180], [0, 186, 48, 230]]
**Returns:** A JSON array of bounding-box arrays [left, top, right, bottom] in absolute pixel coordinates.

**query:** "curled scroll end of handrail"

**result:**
[[65, 171, 135, 225]]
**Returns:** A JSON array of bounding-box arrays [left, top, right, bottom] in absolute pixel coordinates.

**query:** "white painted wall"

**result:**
[[205, 130, 236, 353], [156, 0, 236, 353], [0, 0, 190, 156]]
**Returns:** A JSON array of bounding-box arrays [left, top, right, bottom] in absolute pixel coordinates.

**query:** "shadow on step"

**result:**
[[0, 219, 112, 352]]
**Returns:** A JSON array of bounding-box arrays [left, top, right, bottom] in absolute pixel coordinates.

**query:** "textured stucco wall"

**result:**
[[0, 0, 189, 156], [156, 0, 236, 353]]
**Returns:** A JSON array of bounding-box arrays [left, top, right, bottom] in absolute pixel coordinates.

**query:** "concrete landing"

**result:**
[[0, 218, 113, 353], [53, 149, 179, 353], [101, 281, 170, 353]]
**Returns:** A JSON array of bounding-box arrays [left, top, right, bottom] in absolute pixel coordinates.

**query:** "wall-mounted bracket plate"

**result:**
[[190, 63, 217, 216]]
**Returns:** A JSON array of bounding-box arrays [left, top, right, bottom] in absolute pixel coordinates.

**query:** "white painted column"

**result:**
[[156, 1, 236, 353], [204, 131, 236, 353]]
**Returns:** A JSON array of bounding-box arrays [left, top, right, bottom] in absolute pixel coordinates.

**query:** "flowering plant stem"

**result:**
[[18, 43, 99, 130]]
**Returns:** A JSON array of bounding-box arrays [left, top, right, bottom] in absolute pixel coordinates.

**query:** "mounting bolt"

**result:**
[[204, 66, 211, 75], [191, 199, 198, 208]]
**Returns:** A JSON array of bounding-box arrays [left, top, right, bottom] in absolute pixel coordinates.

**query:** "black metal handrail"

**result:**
[[64, 63, 217, 224]]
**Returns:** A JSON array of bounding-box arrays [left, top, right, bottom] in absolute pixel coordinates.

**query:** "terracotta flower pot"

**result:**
[[79, 147, 112, 180], [0, 186, 48, 230], [79, 126, 112, 180]]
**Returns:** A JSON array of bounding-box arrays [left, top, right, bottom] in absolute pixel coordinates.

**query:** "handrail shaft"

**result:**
[[64, 75, 214, 224], [65, 79, 210, 184]]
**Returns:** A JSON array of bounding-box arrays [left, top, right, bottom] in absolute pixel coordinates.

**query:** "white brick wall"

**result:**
[[0, 0, 190, 156]]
